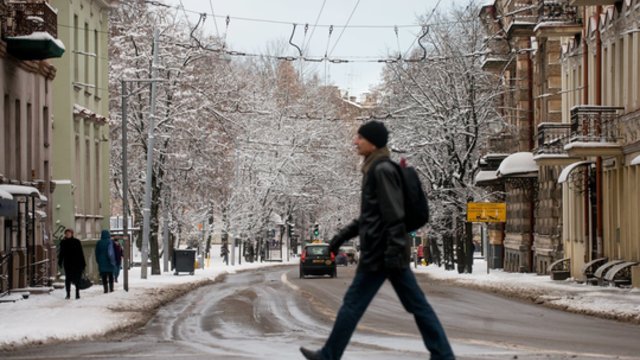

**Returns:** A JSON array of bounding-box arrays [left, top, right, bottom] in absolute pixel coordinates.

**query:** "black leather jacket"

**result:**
[[330, 158, 411, 272]]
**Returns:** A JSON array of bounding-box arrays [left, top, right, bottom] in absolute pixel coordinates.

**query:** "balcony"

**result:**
[[534, 123, 579, 165], [503, 1, 538, 37], [564, 106, 624, 157], [2, 1, 65, 60], [535, 0, 582, 38], [481, 36, 511, 73]]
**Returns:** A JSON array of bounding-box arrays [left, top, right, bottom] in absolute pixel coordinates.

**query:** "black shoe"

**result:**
[[300, 347, 323, 360], [65, 295, 70, 300]]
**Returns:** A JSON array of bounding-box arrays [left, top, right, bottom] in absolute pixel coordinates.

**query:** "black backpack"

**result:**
[[388, 159, 430, 232]]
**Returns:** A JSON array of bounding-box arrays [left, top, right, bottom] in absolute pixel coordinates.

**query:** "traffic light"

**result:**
[[313, 223, 319, 238], [288, 224, 295, 238]]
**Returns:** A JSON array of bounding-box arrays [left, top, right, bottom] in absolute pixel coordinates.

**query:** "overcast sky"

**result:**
[[163, 0, 445, 100]]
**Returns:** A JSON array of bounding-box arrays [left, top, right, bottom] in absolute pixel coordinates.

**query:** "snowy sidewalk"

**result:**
[[0, 258, 295, 350], [415, 258, 640, 324], [1, 256, 639, 351]]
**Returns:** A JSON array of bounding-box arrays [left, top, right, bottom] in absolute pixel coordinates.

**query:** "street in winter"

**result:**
[[1, 256, 639, 359], [2, 0, 640, 360]]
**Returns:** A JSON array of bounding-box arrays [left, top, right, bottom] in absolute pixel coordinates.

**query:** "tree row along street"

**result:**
[[2, 266, 639, 360]]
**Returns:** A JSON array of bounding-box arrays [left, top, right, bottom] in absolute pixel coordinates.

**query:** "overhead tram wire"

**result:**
[[327, 0, 361, 57], [208, 0, 220, 38], [302, 0, 327, 55], [402, 0, 442, 60], [143, 0, 467, 29], [145, 0, 483, 64]]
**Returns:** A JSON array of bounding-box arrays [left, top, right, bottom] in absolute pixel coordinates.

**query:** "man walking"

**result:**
[[300, 121, 455, 360], [57, 229, 86, 299]]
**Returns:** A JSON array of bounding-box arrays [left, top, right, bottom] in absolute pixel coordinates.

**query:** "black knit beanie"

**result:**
[[357, 121, 388, 148]]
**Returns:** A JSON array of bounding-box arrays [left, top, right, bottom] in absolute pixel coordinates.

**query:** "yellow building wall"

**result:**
[[563, 181, 587, 279]]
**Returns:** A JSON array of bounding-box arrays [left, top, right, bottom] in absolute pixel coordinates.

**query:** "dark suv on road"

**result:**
[[299, 243, 336, 278]]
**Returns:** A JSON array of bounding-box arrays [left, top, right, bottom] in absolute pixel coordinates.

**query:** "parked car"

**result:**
[[300, 243, 336, 278]]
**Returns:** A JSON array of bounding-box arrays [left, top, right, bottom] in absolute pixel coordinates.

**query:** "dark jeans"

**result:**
[[321, 268, 455, 360], [100, 272, 114, 293], [64, 272, 81, 298]]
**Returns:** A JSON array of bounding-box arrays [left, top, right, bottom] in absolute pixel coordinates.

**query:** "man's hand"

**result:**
[[329, 235, 341, 255]]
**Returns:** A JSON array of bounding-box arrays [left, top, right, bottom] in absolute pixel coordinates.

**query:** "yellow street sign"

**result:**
[[467, 202, 506, 223]]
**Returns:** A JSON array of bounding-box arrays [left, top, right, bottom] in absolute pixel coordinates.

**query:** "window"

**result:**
[[617, 38, 623, 108], [74, 15, 79, 83], [43, 106, 49, 149], [26, 102, 32, 179], [15, 100, 21, 179], [95, 139, 100, 211], [85, 138, 91, 214], [94, 30, 99, 93], [626, 34, 633, 109], [3, 95, 10, 177], [84, 22, 89, 87], [74, 133, 81, 213]]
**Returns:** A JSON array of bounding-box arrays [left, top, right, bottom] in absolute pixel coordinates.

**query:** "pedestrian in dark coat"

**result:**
[[57, 229, 86, 299], [112, 238, 123, 283], [300, 121, 455, 360], [95, 230, 116, 293]]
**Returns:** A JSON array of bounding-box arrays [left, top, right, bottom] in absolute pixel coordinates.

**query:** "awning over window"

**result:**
[[497, 152, 538, 178], [631, 154, 640, 166], [5, 31, 65, 60], [558, 160, 594, 184]]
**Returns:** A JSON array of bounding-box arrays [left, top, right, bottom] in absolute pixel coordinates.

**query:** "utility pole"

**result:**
[[141, 29, 160, 279], [121, 80, 129, 292]]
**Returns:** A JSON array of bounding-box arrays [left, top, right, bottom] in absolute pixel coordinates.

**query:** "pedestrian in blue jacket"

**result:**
[[95, 230, 116, 293]]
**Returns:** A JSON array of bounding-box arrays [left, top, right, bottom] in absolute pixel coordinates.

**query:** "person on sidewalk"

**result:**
[[112, 237, 123, 283], [95, 230, 116, 293], [57, 229, 86, 299], [300, 121, 455, 360]]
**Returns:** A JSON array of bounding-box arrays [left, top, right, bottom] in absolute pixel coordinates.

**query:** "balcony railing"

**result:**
[[569, 106, 623, 144], [2, 0, 58, 38], [535, 123, 570, 154], [538, 0, 579, 24]]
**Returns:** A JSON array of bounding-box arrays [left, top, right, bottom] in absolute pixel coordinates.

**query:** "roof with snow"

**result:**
[[630, 154, 640, 166], [497, 152, 538, 177]]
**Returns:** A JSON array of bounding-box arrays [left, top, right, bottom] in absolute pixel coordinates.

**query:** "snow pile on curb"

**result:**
[[415, 259, 640, 324]]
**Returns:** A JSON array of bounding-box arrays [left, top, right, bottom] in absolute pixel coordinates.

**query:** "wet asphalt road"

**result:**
[[2, 265, 640, 360]]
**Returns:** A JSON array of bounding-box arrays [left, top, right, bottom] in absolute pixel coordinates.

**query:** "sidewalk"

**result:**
[[415, 257, 640, 324], [0, 256, 295, 350]]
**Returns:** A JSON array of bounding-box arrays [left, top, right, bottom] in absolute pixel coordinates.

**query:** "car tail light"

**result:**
[[301, 250, 306, 262], [330, 251, 335, 262]]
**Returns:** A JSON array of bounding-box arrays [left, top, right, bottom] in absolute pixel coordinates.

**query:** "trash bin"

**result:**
[[173, 249, 196, 275]]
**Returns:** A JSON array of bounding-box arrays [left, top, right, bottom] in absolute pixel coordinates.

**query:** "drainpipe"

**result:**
[[583, 7, 591, 262], [527, 37, 535, 273], [595, 6, 603, 259]]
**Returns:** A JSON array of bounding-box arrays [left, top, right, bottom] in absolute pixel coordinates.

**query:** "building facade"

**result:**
[[0, 0, 64, 292], [480, 0, 640, 286], [560, 0, 640, 284], [50, 0, 116, 279]]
